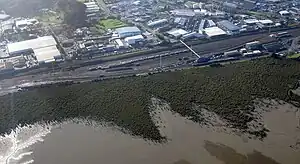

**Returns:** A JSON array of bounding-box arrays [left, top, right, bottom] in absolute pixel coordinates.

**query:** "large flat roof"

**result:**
[[0, 14, 10, 20], [170, 9, 195, 17], [115, 26, 141, 34], [33, 46, 60, 63], [7, 36, 57, 54], [218, 20, 241, 31], [259, 19, 274, 24], [167, 29, 189, 37], [204, 27, 227, 37]]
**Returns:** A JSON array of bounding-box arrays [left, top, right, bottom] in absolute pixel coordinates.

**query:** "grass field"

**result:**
[[97, 18, 127, 30], [287, 53, 300, 59], [1, 58, 300, 141]]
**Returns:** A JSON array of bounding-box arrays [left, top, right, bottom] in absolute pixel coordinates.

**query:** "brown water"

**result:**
[[1, 99, 300, 164]]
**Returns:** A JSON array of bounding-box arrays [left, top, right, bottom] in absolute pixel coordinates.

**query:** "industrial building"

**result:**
[[181, 32, 205, 40], [147, 19, 168, 28], [124, 35, 144, 45], [167, 29, 189, 38], [279, 10, 290, 16], [115, 26, 141, 38], [0, 20, 14, 34], [0, 14, 10, 21], [15, 19, 39, 30], [203, 27, 227, 38], [170, 9, 195, 17], [198, 19, 206, 32], [258, 19, 274, 28], [243, 19, 259, 26], [223, 2, 238, 12], [217, 20, 241, 35], [174, 17, 187, 26], [115, 39, 126, 48], [84, 1, 101, 21], [6, 36, 61, 63], [246, 41, 262, 51]]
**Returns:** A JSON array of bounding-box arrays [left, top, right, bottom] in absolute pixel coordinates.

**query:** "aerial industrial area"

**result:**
[[2, 1, 300, 163], [1, 0, 300, 86]]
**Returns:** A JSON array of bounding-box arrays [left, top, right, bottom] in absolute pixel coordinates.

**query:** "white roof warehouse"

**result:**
[[6, 36, 61, 63]]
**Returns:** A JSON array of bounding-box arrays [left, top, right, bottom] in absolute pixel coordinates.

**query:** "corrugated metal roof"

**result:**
[[218, 20, 240, 31], [0, 14, 10, 20], [115, 26, 141, 34], [33, 46, 60, 63], [7, 36, 57, 54], [167, 29, 189, 37], [147, 19, 168, 27], [204, 27, 227, 37]]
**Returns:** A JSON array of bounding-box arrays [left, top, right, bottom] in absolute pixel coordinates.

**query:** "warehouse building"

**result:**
[[115, 26, 141, 38], [0, 14, 10, 21], [115, 39, 126, 49], [147, 19, 168, 28], [217, 20, 241, 35], [0, 20, 14, 34], [125, 35, 144, 45], [84, 1, 100, 21], [167, 29, 189, 38], [203, 27, 227, 38], [258, 19, 274, 28], [243, 19, 259, 26], [170, 9, 195, 17], [6, 36, 61, 63], [181, 32, 205, 40], [246, 41, 262, 51], [15, 19, 39, 30], [174, 17, 187, 27]]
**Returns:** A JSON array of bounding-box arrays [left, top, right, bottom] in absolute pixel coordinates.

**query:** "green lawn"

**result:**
[[287, 53, 300, 59], [98, 18, 127, 30]]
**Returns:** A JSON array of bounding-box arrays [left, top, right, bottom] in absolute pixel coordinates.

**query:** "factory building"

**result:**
[[84, 1, 100, 21], [0, 20, 14, 34], [170, 9, 195, 17], [15, 19, 39, 30], [279, 10, 290, 16], [223, 2, 238, 13], [181, 32, 205, 40], [217, 20, 241, 35], [257, 19, 274, 28], [207, 20, 216, 27], [167, 29, 189, 38], [203, 27, 227, 38], [115, 26, 141, 38], [124, 35, 144, 45], [198, 19, 206, 33], [6, 36, 61, 63], [0, 14, 10, 21], [147, 19, 168, 28], [174, 17, 187, 27], [115, 39, 126, 49], [246, 41, 262, 51], [243, 19, 259, 26]]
